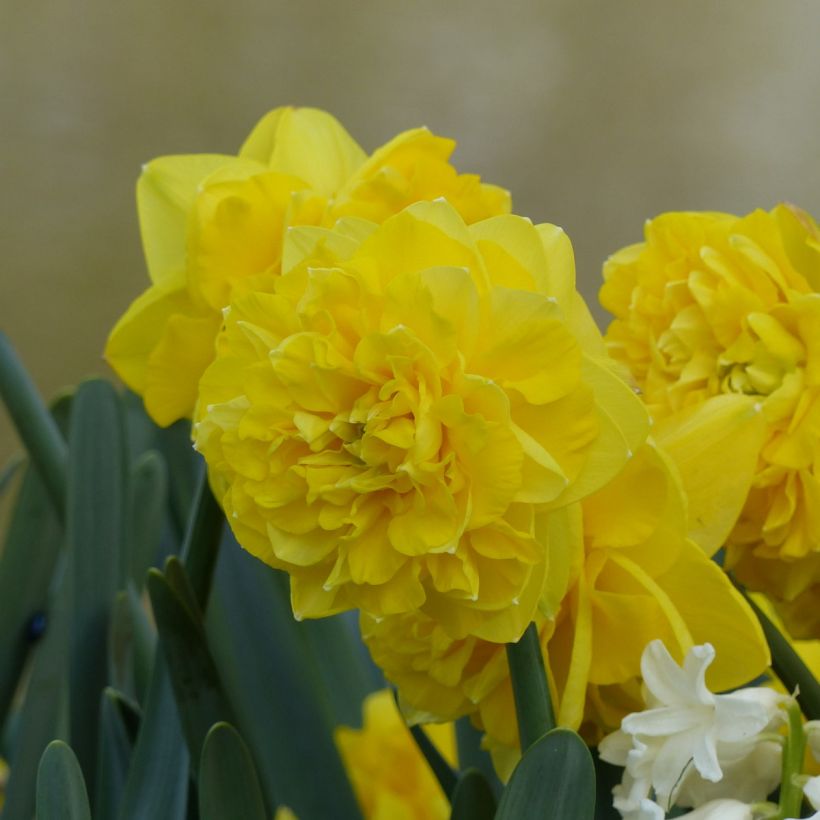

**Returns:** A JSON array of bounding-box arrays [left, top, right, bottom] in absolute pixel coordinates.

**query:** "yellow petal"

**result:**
[[137, 154, 260, 288], [240, 107, 366, 197], [655, 540, 770, 691], [654, 394, 767, 555]]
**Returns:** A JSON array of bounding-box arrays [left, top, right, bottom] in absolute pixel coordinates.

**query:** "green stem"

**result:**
[[742, 589, 820, 720], [778, 702, 806, 820], [505, 622, 555, 753], [0, 332, 67, 519]]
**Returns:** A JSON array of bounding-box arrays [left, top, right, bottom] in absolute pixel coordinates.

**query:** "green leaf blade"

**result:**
[[495, 728, 596, 820], [450, 768, 496, 820], [36, 741, 91, 820], [199, 722, 267, 820]]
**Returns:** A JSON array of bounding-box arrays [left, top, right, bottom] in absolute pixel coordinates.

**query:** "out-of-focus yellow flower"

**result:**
[[193, 200, 648, 640], [273, 808, 298, 820], [334, 689, 455, 820], [362, 442, 769, 779], [0, 757, 6, 810], [600, 205, 820, 619], [105, 106, 510, 427]]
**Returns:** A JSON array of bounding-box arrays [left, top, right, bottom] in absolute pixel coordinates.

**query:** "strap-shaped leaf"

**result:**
[[199, 722, 267, 820], [0, 464, 62, 728], [147, 565, 235, 766], [108, 586, 156, 706], [449, 769, 496, 820], [205, 543, 362, 819], [95, 688, 139, 819], [744, 590, 820, 720], [128, 450, 168, 587], [2, 570, 70, 820], [455, 717, 502, 800], [495, 728, 596, 820], [0, 332, 67, 518], [117, 654, 189, 820], [36, 741, 91, 820], [67, 379, 127, 798]]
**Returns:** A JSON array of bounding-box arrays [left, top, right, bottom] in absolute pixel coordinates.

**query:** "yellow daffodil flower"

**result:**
[[193, 199, 648, 640], [361, 442, 769, 780], [600, 205, 820, 624], [334, 690, 455, 820], [105, 106, 510, 426]]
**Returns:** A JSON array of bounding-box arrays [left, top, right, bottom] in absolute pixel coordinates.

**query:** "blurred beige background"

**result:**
[[2, 0, 820, 461]]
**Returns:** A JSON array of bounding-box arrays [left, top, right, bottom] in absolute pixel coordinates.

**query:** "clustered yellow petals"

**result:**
[[362, 442, 769, 777], [600, 204, 820, 628], [334, 690, 455, 820], [193, 199, 648, 640], [105, 107, 510, 427]]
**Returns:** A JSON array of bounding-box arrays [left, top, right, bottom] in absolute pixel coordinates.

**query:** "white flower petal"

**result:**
[[806, 775, 820, 810], [641, 640, 698, 705], [599, 729, 634, 767], [623, 705, 706, 737], [681, 643, 716, 705], [691, 731, 722, 783], [713, 693, 775, 742]]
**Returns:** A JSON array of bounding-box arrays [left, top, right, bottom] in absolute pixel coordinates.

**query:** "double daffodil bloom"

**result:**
[[194, 200, 648, 639], [334, 690, 455, 820], [600, 205, 820, 626], [362, 443, 769, 778], [105, 106, 509, 426]]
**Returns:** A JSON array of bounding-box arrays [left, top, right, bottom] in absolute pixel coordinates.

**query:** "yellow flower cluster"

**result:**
[[601, 205, 820, 632], [363, 442, 768, 777], [107, 108, 775, 785], [105, 107, 509, 427], [192, 198, 648, 640], [335, 690, 455, 820]]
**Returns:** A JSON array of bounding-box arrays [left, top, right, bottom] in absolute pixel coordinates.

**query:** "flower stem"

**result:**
[[505, 623, 555, 753], [778, 701, 806, 820]]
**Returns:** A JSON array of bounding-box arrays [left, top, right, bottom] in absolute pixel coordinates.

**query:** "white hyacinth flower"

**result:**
[[600, 640, 785, 811]]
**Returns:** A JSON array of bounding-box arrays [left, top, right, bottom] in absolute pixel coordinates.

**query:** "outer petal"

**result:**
[[654, 541, 770, 692], [654, 394, 768, 555], [137, 154, 261, 287], [240, 107, 366, 197]]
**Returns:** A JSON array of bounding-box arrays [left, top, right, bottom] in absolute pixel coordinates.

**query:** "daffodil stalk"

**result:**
[[506, 622, 555, 752], [778, 701, 807, 820]]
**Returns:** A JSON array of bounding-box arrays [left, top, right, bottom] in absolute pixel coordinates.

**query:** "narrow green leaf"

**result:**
[[743, 590, 820, 720], [505, 622, 555, 752], [128, 451, 168, 587], [0, 464, 62, 728], [495, 728, 596, 820], [0, 452, 23, 497], [402, 696, 457, 799], [205, 543, 361, 819], [108, 588, 157, 705], [67, 379, 128, 798], [36, 741, 91, 820], [155, 419, 200, 541], [179, 471, 224, 608], [163, 555, 203, 620], [95, 688, 137, 819], [449, 768, 496, 820], [147, 567, 235, 766], [0, 332, 68, 519], [592, 748, 625, 820], [300, 612, 382, 728], [455, 717, 503, 800], [117, 654, 189, 820], [199, 722, 267, 820], [2, 564, 70, 820]]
